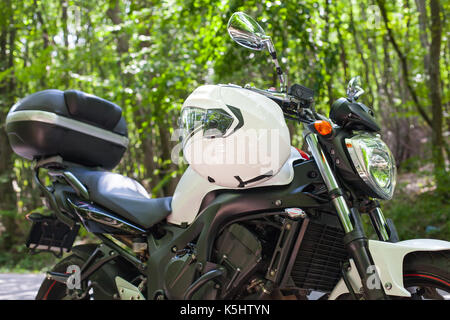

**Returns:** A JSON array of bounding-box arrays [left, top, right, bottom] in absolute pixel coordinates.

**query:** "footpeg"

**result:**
[[115, 276, 145, 300], [46, 271, 70, 284]]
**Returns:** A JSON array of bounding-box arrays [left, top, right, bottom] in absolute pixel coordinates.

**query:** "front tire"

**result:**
[[401, 251, 450, 300]]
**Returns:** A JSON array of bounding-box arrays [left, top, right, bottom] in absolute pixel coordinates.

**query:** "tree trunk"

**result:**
[[415, 0, 430, 71], [0, 1, 18, 250], [376, 0, 433, 128], [60, 0, 69, 83], [106, 0, 129, 56], [158, 123, 178, 196], [428, 0, 446, 191], [33, 0, 49, 88], [350, 4, 375, 106], [333, 7, 348, 81]]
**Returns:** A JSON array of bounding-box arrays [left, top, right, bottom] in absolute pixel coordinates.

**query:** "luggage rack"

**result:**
[[26, 213, 80, 258], [33, 156, 89, 229]]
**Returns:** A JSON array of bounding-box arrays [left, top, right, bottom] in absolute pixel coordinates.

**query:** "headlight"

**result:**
[[345, 133, 397, 200]]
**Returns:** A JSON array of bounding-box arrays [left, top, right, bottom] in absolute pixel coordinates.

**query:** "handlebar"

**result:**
[[244, 84, 316, 124]]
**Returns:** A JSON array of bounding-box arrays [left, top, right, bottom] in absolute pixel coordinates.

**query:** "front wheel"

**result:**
[[400, 251, 450, 300]]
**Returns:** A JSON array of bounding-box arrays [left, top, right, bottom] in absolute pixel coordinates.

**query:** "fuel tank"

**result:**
[[167, 147, 307, 226]]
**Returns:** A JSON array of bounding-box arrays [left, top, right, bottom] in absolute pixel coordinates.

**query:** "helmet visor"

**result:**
[[180, 107, 234, 143]]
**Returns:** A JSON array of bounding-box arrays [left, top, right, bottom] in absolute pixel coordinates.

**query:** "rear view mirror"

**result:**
[[227, 12, 268, 51]]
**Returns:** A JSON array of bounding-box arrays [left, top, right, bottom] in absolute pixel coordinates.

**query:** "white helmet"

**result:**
[[180, 84, 291, 188]]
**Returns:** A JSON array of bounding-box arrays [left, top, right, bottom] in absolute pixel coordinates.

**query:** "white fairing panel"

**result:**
[[167, 147, 307, 226], [368, 239, 450, 297], [329, 239, 450, 299]]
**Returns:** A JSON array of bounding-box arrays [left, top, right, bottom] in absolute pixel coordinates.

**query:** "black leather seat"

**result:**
[[68, 166, 172, 229]]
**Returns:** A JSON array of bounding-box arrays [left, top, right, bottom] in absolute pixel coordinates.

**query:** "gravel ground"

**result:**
[[0, 273, 45, 300]]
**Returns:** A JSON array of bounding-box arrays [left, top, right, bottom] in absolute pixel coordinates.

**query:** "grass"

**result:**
[[0, 226, 97, 274], [379, 163, 449, 241], [0, 251, 57, 274], [381, 189, 449, 241], [0, 241, 58, 273]]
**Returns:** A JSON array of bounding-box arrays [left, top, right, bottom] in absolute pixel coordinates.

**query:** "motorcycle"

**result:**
[[4, 12, 449, 300]]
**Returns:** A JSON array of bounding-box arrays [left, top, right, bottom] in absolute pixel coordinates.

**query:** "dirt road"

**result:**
[[0, 273, 45, 300]]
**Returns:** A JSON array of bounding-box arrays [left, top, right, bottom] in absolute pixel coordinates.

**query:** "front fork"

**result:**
[[305, 133, 391, 299]]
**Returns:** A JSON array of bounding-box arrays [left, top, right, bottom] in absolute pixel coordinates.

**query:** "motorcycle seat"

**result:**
[[68, 166, 172, 229]]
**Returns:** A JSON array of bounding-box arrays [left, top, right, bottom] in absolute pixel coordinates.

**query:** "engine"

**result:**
[[161, 223, 263, 300], [213, 223, 265, 298]]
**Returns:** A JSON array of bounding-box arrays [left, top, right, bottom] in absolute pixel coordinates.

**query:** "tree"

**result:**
[[0, 0, 19, 250], [377, 0, 448, 191], [428, 0, 447, 191]]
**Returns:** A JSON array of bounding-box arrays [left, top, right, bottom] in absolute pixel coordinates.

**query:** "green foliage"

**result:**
[[0, 247, 57, 273], [382, 190, 450, 241]]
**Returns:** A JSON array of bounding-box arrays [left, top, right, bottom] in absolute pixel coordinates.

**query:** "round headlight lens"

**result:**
[[345, 133, 397, 199]]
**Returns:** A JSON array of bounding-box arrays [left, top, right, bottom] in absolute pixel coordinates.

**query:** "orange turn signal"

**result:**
[[313, 120, 333, 136]]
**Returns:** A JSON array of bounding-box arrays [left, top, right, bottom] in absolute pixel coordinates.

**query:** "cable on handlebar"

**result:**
[[243, 85, 316, 124]]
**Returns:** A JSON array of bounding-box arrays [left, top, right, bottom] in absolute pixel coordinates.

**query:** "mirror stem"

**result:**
[[263, 38, 287, 93], [272, 55, 286, 93]]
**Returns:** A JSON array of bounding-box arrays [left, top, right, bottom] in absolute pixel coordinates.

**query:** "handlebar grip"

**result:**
[[288, 84, 314, 101], [266, 95, 293, 110], [243, 86, 299, 113]]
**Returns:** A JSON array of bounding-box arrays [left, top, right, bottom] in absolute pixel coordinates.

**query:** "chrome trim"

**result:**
[[63, 171, 90, 200], [35, 155, 64, 169], [370, 207, 390, 241], [48, 170, 90, 200], [331, 197, 354, 233], [305, 133, 354, 233], [6, 110, 129, 147], [68, 198, 145, 234]]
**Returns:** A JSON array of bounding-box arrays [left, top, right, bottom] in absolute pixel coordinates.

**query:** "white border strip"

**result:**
[[6, 110, 129, 147]]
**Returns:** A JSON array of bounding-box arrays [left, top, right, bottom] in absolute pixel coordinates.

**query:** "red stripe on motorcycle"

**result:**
[[404, 273, 450, 287], [43, 280, 57, 300], [295, 147, 310, 160]]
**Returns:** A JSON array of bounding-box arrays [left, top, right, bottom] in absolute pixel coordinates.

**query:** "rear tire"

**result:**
[[36, 255, 89, 300], [36, 245, 143, 300]]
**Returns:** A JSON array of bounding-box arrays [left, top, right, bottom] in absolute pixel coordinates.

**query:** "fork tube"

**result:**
[[305, 132, 387, 299], [369, 207, 390, 241], [305, 133, 354, 233]]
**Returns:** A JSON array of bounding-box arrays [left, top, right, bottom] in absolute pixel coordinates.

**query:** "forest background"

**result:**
[[0, 0, 448, 271]]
